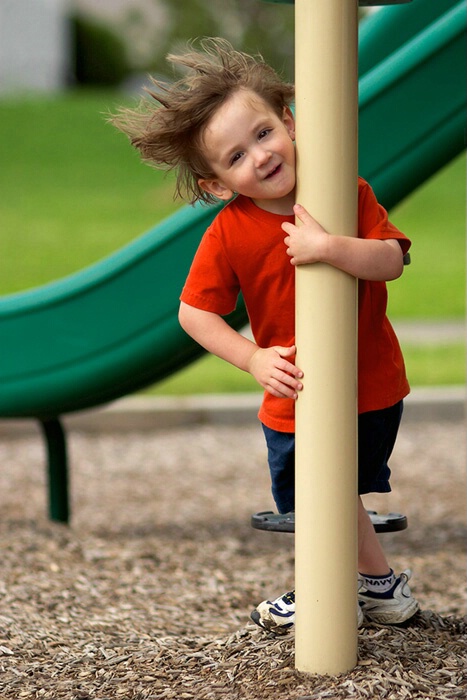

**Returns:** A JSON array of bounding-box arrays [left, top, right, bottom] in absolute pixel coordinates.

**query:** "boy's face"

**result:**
[[198, 89, 296, 215]]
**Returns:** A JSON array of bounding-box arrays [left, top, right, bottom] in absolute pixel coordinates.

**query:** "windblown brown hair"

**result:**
[[110, 38, 295, 204]]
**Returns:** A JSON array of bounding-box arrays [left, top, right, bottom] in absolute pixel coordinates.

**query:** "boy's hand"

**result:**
[[282, 203, 329, 265], [247, 345, 303, 399], [282, 203, 405, 280]]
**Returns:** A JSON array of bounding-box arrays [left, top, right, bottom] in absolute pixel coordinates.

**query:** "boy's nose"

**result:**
[[252, 145, 270, 167]]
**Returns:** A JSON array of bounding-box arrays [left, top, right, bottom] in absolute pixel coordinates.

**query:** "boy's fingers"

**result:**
[[281, 363, 303, 379], [281, 221, 296, 235], [276, 359, 304, 381], [293, 203, 318, 226], [294, 203, 310, 217], [274, 344, 296, 356]]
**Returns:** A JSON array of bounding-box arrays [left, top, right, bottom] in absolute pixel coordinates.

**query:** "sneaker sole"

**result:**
[[250, 609, 293, 634], [252, 607, 364, 631], [362, 598, 419, 625]]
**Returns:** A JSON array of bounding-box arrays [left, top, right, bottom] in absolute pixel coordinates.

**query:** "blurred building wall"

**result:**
[[0, 0, 69, 93]]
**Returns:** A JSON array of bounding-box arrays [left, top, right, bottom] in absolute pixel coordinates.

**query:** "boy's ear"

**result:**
[[283, 106, 295, 140], [198, 178, 234, 202]]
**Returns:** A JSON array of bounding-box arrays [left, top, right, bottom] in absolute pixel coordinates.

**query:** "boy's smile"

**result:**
[[198, 89, 297, 215]]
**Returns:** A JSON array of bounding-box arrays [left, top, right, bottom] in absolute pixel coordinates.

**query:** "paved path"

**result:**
[[393, 320, 464, 345]]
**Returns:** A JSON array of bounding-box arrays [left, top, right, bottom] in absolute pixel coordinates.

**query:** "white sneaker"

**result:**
[[251, 590, 295, 634], [358, 569, 419, 625], [251, 590, 364, 634]]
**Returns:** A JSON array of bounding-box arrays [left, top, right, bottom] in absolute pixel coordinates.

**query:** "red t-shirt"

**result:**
[[180, 178, 411, 432]]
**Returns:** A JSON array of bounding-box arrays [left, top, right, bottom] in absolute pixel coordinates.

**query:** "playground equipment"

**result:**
[[293, 0, 362, 674], [252, 509, 408, 533], [0, 0, 465, 526], [293, 0, 359, 673]]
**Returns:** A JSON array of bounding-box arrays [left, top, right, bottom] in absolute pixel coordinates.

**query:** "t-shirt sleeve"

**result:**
[[358, 179, 411, 255], [180, 224, 241, 315]]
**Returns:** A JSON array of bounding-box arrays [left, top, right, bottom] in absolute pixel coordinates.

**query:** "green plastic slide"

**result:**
[[1, 0, 466, 420]]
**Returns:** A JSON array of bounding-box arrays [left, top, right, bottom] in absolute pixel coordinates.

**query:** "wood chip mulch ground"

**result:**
[[0, 416, 465, 699]]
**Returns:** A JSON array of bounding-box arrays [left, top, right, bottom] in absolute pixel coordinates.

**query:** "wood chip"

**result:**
[[0, 421, 464, 698]]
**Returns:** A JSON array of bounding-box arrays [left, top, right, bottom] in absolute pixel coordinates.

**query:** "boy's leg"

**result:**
[[358, 495, 419, 623], [357, 404, 419, 624], [251, 426, 298, 633], [358, 497, 391, 575], [261, 425, 295, 515]]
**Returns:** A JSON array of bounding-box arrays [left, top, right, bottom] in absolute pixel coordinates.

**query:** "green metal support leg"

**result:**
[[39, 418, 70, 523]]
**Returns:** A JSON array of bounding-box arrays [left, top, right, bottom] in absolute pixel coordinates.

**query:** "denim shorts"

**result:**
[[262, 401, 403, 514]]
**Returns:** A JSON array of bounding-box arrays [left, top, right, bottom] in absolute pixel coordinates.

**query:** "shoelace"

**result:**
[[281, 591, 295, 605]]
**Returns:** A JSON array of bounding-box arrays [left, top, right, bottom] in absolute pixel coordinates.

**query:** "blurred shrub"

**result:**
[[71, 15, 129, 86]]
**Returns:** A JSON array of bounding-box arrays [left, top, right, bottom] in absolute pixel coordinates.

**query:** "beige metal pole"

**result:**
[[294, 0, 359, 675]]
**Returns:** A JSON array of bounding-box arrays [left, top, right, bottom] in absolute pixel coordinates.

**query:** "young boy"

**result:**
[[112, 38, 419, 633]]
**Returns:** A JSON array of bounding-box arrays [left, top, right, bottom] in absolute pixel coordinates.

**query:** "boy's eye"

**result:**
[[231, 152, 244, 165], [258, 128, 271, 140]]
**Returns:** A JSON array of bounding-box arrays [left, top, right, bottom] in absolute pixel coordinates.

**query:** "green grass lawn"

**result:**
[[0, 90, 464, 390], [0, 90, 182, 293], [387, 155, 466, 320]]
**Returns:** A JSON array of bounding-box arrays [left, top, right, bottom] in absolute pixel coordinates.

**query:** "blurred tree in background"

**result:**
[[72, 0, 295, 85], [143, 0, 295, 79]]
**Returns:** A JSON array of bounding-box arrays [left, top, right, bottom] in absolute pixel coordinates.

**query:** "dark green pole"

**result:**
[[39, 418, 70, 523]]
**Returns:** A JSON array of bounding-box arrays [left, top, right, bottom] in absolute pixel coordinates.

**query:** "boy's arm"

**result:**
[[282, 204, 404, 281], [178, 302, 303, 399]]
